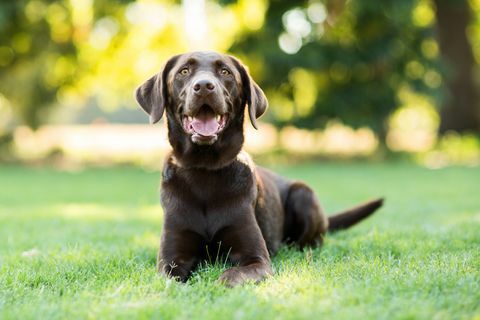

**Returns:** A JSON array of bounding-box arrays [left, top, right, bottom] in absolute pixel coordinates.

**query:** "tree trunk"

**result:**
[[434, 0, 480, 133]]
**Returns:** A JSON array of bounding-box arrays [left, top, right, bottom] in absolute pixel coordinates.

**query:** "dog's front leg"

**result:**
[[158, 227, 204, 282], [217, 210, 273, 287]]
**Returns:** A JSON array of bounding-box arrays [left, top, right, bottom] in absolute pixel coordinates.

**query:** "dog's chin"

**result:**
[[190, 133, 219, 145]]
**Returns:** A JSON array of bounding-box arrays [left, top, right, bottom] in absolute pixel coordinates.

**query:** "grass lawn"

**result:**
[[0, 162, 479, 319]]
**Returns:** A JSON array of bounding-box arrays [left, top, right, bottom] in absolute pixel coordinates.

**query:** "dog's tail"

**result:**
[[328, 198, 384, 232]]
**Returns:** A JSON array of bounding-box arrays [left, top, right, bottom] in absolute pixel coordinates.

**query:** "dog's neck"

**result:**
[[167, 115, 245, 170]]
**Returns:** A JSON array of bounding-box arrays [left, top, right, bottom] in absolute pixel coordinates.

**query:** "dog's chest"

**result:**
[[161, 157, 257, 239], [175, 163, 254, 204]]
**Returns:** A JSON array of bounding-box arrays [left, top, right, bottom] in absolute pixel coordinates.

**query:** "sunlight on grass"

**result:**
[[59, 203, 128, 220], [132, 232, 160, 249], [57, 203, 162, 222], [255, 264, 338, 316], [0, 164, 479, 319]]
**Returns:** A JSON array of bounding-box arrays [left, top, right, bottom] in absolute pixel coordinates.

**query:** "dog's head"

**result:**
[[135, 51, 267, 146]]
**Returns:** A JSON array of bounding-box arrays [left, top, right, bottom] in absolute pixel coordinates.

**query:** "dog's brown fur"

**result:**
[[136, 51, 383, 287]]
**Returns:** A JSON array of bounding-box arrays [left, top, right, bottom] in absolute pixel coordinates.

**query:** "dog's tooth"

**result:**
[[215, 115, 220, 122], [188, 116, 193, 122]]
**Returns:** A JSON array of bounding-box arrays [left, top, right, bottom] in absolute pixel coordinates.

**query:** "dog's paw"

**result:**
[[218, 267, 248, 287]]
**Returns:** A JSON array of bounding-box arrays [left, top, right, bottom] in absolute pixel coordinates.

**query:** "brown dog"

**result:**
[[135, 51, 383, 287]]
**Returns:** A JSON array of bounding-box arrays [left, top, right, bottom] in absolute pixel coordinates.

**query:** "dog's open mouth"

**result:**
[[183, 105, 228, 144]]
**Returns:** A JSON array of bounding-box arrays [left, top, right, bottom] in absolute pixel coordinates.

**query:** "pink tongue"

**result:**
[[191, 117, 219, 136]]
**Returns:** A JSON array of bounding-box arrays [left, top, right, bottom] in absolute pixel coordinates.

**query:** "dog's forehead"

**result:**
[[177, 51, 233, 69]]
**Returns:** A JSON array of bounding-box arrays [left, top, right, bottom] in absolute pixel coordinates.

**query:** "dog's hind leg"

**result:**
[[282, 182, 329, 248]]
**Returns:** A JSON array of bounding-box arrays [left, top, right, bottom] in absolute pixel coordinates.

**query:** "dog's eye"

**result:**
[[179, 68, 189, 75], [220, 68, 231, 76]]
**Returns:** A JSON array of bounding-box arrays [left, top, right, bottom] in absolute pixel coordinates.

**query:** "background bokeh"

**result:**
[[1, 0, 479, 167]]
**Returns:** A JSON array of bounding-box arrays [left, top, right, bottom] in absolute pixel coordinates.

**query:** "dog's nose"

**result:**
[[193, 79, 215, 94]]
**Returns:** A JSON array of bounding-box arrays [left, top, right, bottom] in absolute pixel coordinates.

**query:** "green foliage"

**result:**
[[0, 163, 479, 319], [231, 0, 442, 134], [0, 0, 137, 129], [0, 0, 78, 128], [1, 0, 478, 138]]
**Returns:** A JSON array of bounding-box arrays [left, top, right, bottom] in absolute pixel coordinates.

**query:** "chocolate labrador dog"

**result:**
[[135, 51, 383, 287]]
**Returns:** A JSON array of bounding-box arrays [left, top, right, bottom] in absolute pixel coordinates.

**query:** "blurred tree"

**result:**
[[0, 0, 267, 137], [0, 0, 79, 129], [0, 0, 149, 131], [433, 0, 480, 133], [1, 0, 478, 145], [230, 0, 442, 140]]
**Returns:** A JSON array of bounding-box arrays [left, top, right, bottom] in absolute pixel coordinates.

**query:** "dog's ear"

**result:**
[[230, 56, 268, 129], [135, 55, 179, 124]]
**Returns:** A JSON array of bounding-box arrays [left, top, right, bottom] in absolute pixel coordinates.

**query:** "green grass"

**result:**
[[0, 162, 479, 319]]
